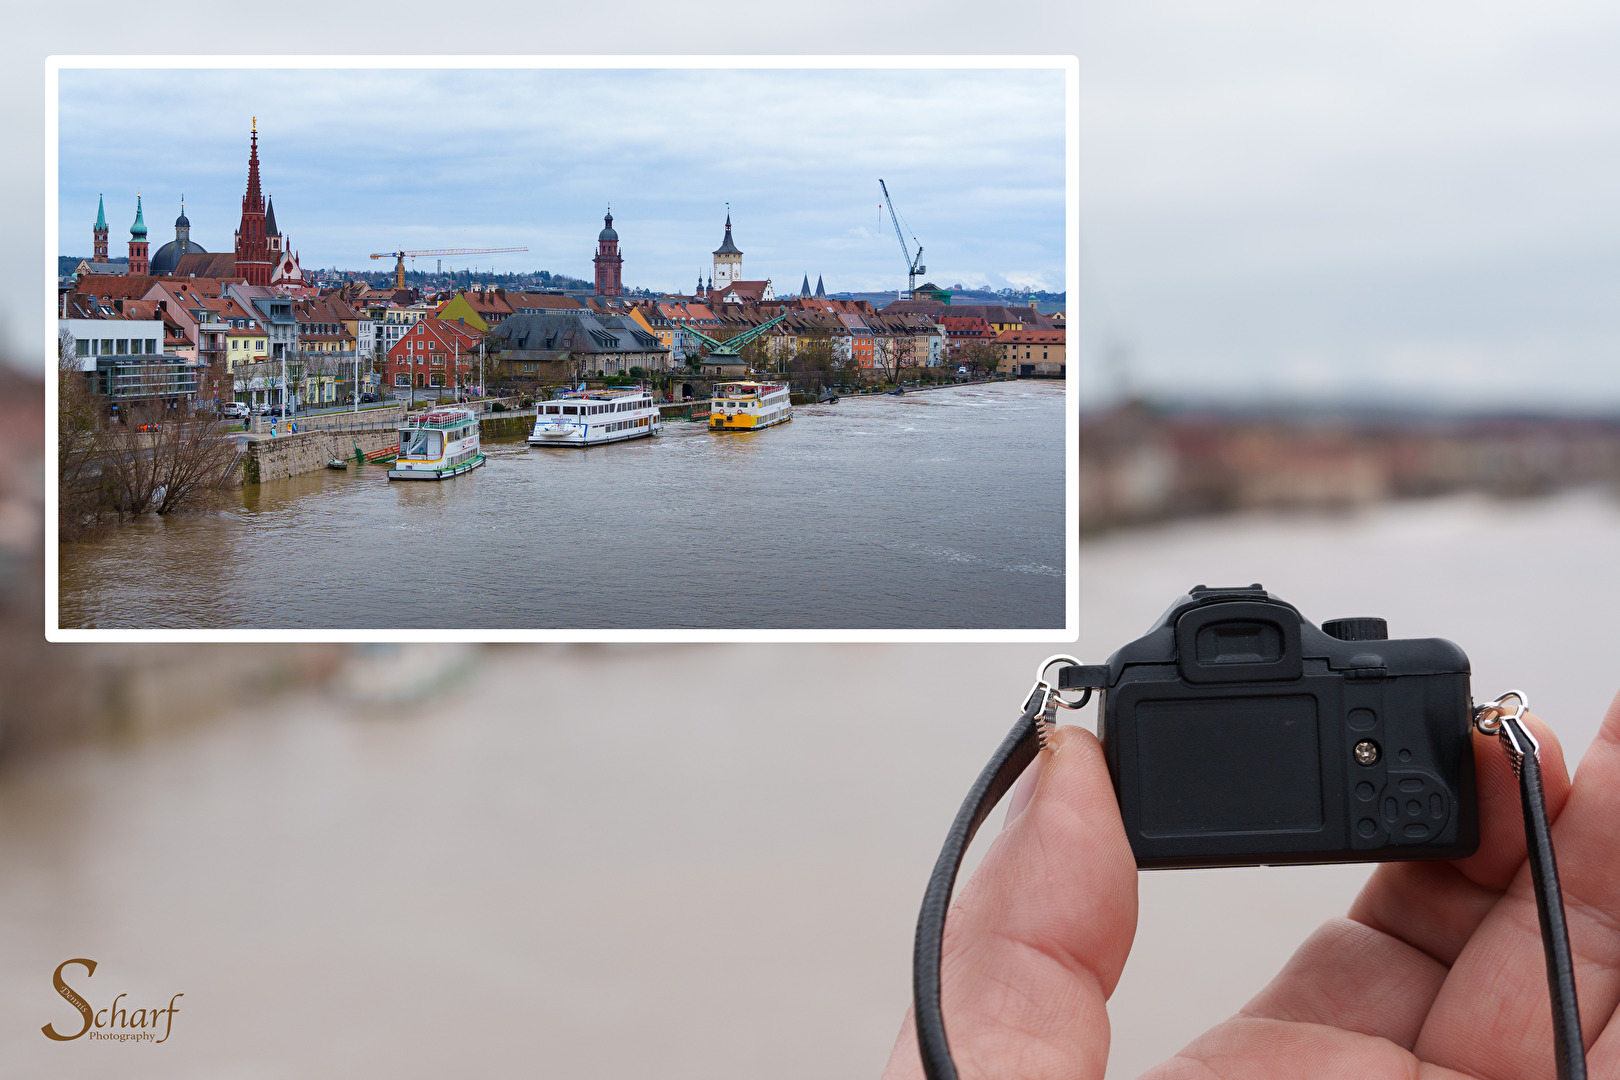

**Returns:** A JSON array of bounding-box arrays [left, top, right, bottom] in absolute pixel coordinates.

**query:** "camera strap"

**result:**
[[1474, 692, 1587, 1080], [912, 657, 1087, 1080], [911, 677, 1588, 1080]]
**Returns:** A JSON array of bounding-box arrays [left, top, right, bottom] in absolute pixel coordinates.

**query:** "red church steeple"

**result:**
[[594, 208, 623, 297], [233, 118, 271, 286]]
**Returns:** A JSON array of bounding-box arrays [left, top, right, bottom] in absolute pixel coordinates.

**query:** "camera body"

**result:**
[[1059, 585, 1478, 869]]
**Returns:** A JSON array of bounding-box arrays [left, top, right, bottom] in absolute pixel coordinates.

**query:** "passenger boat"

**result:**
[[710, 381, 793, 432], [528, 387, 661, 448], [388, 407, 486, 481]]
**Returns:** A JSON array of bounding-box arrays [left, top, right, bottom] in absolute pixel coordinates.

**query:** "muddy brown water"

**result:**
[[58, 383, 1067, 630]]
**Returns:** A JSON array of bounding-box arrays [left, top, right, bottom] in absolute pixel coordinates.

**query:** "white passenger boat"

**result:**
[[528, 387, 662, 448], [388, 407, 486, 481], [710, 381, 793, 432]]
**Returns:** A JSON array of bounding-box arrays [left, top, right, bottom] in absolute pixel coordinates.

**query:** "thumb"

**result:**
[[883, 725, 1139, 1080]]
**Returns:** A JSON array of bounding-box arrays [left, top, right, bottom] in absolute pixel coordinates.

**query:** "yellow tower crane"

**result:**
[[370, 246, 529, 290]]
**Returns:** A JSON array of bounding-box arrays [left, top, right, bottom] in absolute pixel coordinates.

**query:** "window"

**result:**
[[116, 339, 129, 355], [395, 373, 409, 386], [76, 339, 88, 356], [147, 339, 157, 354]]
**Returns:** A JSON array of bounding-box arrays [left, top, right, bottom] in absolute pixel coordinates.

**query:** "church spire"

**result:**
[[799, 274, 811, 298], [130, 192, 147, 238], [814, 275, 825, 299], [243, 118, 263, 215], [234, 118, 272, 286], [93, 194, 109, 262]]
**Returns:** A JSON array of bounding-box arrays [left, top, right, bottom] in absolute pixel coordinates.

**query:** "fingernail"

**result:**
[[1003, 755, 1043, 830]]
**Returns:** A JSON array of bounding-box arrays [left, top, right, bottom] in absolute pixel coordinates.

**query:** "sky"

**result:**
[[56, 66, 1066, 301], [1077, 2, 1620, 410], [15, 1, 1620, 410]]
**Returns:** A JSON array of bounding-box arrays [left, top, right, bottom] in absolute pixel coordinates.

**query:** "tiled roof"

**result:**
[[172, 252, 243, 279], [504, 292, 584, 313], [992, 328, 1064, 344], [71, 275, 163, 299], [491, 312, 665, 355]]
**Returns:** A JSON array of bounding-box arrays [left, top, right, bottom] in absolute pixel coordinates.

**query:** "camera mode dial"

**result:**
[[1323, 617, 1389, 642]]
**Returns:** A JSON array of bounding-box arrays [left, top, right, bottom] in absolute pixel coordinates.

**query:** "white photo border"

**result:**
[[45, 54, 1079, 643]]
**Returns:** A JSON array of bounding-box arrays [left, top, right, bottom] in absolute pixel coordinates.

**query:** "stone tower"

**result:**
[[93, 195, 108, 262], [711, 208, 742, 289], [127, 193, 149, 276], [594, 210, 623, 297]]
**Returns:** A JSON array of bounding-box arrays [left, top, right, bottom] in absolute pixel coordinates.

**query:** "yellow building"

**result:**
[[626, 305, 661, 344], [435, 292, 491, 333], [992, 328, 1065, 377], [225, 326, 267, 374]]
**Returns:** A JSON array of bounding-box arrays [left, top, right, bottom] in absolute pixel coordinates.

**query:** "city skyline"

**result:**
[[57, 66, 1067, 299]]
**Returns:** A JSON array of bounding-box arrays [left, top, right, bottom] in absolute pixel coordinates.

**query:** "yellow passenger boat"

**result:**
[[709, 381, 792, 432]]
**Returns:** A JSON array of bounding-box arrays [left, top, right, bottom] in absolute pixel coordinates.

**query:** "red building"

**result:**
[[593, 211, 623, 297], [941, 315, 992, 354], [233, 119, 272, 287], [386, 317, 483, 391]]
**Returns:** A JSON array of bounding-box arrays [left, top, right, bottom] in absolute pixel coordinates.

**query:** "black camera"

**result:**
[[1059, 584, 1478, 869]]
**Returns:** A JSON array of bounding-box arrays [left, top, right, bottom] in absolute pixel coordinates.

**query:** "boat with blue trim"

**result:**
[[528, 387, 661, 448]]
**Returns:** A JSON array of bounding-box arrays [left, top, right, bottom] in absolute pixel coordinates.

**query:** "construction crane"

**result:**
[[369, 246, 528, 290], [680, 311, 788, 363], [878, 179, 926, 297]]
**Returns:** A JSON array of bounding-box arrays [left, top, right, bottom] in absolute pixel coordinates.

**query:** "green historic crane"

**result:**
[[680, 311, 788, 362]]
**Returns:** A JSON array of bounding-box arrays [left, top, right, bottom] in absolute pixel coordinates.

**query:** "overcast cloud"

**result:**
[[58, 66, 1064, 301], [1079, 1, 1620, 409]]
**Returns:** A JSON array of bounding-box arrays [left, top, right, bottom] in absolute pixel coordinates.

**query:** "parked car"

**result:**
[[261, 405, 285, 418], [360, 393, 377, 403], [218, 401, 251, 420]]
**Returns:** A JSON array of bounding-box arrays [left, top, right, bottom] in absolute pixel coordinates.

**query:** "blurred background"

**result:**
[[10, 2, 1620, 1078]]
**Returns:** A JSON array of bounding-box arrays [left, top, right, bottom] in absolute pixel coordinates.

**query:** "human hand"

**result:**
[[882, 693, 1620, 1079]]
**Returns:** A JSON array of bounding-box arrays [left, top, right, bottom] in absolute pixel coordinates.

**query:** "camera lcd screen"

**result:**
[[1134, 695, 1324, 836]]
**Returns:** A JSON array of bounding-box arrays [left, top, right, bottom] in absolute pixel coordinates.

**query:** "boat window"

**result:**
[[563, 406, 577, 415]]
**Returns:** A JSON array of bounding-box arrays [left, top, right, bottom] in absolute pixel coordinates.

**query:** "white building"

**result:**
[[711, 211, 742, 288]]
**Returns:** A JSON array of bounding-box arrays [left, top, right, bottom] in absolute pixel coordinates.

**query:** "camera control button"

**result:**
[[1323, 617, 1389, 641], [1384, 770, 1451, 844]]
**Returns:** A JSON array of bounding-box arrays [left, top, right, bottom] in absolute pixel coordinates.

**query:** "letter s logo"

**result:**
[[42, 958, 96, 1041]]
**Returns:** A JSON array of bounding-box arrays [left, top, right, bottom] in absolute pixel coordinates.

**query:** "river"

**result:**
[[57, 382, 1067, 630]]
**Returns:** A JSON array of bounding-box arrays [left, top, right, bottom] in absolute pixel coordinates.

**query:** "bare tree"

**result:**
[[58, 330, 107, 538], [98, 404, 234, 518], [148, 410, 235, 514], [787, 330, 838, 387], [959, 339, 1001, 379]]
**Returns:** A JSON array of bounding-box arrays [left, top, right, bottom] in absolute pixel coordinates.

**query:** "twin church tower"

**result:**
[[91, 118, 298, 284]]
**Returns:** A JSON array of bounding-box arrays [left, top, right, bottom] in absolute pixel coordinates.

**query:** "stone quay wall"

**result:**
[[251, 405, 405, 435], [237, 430, 399, 485]]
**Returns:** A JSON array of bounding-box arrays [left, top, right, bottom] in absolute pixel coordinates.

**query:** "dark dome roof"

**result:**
[[598, 212, 617, 242], [149, 238, 207, 276], [175, 210, 190, 228]]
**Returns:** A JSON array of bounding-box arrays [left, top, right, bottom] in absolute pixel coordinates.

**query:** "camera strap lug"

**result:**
[[1473, 691, 1587, 1080]]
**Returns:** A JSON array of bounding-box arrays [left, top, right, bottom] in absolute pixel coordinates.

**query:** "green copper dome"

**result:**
[[130, 194, 147, 239]]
